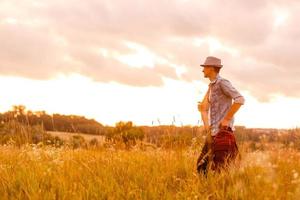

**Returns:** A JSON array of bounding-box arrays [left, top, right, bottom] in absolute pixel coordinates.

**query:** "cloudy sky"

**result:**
[[0, 0, 299, 128]]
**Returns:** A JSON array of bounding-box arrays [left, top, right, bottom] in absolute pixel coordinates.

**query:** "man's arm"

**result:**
[[198, 87, 210, 130], [220, 103, 243, 126], [198, 87, 213, 143], [219, 79, 245, 126]]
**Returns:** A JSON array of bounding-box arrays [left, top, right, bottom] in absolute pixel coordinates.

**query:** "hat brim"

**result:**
[[200, 64, 223, 68]]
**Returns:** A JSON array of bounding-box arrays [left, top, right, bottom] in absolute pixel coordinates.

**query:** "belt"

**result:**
[[219, 125, 233, 132]]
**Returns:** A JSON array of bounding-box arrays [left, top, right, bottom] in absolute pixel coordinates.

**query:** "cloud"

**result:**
[[0, 0, 300, 101]]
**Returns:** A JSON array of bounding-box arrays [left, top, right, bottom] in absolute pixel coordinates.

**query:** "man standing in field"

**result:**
[[196, 56, 245, 174]]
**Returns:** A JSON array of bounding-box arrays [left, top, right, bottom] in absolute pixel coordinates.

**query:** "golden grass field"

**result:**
[[1, 143, 300, 199], [0, 122, 300, 199]]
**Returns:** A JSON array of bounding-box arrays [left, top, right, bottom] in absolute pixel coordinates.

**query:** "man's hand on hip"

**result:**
[[220, 118, 230, 127]]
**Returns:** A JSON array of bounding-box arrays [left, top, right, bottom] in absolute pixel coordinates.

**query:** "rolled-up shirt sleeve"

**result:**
[[220, 79, 245, 105]]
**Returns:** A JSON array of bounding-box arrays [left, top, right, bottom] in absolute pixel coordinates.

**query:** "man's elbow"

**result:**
[[233, 96, 245, 105]]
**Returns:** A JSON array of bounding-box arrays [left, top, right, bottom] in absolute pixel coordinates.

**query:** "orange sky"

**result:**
[[0, 0, 299, 128]]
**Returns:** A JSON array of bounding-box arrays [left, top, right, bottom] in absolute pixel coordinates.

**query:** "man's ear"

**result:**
[[213, 67, 221, 73]]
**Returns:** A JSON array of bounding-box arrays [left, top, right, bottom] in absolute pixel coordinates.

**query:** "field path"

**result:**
[[47, 131, 106, 144]]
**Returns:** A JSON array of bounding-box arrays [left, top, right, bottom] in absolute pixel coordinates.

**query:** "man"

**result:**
[[196, 56, 245, 174]]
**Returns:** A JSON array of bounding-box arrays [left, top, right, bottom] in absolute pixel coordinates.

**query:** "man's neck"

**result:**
[[209, 73, 219, 82]]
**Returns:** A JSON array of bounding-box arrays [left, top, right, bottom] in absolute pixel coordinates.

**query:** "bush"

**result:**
[[89, 138, 99, 147], [0, 120, 59, 147], [70, 135, 87, 149], [105, 121, 145, 148]]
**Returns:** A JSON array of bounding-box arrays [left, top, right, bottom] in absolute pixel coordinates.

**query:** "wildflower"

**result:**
[[292, 169, 299, 179]]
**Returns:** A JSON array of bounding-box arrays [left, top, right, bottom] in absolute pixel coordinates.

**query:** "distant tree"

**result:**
[[110, 121, 145, 147]]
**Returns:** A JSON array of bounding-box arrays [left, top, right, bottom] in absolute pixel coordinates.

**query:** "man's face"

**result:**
[[202, 66, 214, 78]]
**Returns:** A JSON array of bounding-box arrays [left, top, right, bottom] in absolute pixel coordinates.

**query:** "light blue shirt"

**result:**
[[207, 74, 245, 136]]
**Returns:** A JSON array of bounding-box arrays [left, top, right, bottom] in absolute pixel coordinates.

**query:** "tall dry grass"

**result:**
[[0, 145, 300, 199], [0, 121, 300, 199]]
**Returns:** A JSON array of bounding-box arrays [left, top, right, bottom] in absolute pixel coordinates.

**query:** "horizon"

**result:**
[[2, 103, 299, 130]]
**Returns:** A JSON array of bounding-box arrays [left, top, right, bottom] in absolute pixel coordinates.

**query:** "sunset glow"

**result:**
[[0, 0, 299, 129]]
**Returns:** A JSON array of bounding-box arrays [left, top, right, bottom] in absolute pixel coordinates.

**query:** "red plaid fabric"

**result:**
[[211, 127, 238, 171]]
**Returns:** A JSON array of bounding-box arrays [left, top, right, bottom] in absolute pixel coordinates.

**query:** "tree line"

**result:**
[[0, 105, 105, 135]]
